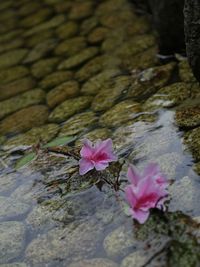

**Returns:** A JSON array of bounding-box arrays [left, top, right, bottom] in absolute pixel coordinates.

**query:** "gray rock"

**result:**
[[68, 258, 119, 267], [0, 221, 26, 264]]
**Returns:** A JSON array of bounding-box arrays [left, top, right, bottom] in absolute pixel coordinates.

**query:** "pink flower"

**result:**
[[127, 163, 168, 189], [125, 163, 168, 224], [79, 138, 117, 175]]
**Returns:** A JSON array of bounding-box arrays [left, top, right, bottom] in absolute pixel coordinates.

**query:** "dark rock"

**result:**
[[184, 0, 200, 82]]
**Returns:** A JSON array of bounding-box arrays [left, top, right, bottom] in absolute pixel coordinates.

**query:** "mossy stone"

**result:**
[[47, 80, 79, 108], [69, 1, 94, 20], [0, 77, 36, 101], [88, 27, 109, 44], [59, 111, 98, 136], [55, 21, 78, 39], [54, 37, 86, 56], [184, 127, 200, 161], [49, 96, 93, 123], [179, 60, 197, 83], [0, 89, 45, 120], [58, 47, 99, 70], [176, 104, 200, 128], [100, 100, 142, 128], [40, 71, 73, 90], [31, 57, 60, 79], [0, 105, 49, 135], [0, 66, 29, 85]]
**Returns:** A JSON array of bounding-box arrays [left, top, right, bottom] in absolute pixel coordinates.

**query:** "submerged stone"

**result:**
[[0, 196, 30, 220], [69, 1, 94, 20], [59, 111, 98, 136], [0, 77, 36, 101], [127, 62, 176, 100], [100, 100, 142, 127], [103, 225, 137, 259], [23, 38, 57, 63], [0, 66, 29, 85], [144, 82, 192, 111], [88, 27, 109, 44], [25, 220, 102, 265], [0, 105, 49, 135], [58, 47, 99, 70], [68, 258, 119, 267], [26, 30, 54, 48], [0, 49, 28, 69], [0, 89, 45, 120], [0, 173, 18, 194], [40, 71, 73, 90], [31, 57, 60, 79], [54, 37, 86, 56], [0, 39, 24, 54], [0, 221, 26, 264], [80, 16, 98, 35], [4, 124, 59, 147], [48, 96, 93, 122], [47, 80, 79, 108], [0, 263, 28, 267], [91, 75, 131, 112], [76, 55, 121, 82], [55, 21, 78, 39], [81, 69, 121, 95], [121, 251, 150, 267]]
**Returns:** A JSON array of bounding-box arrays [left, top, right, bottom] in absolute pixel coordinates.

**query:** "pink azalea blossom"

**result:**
[[125, 163, 168, 224], [79, 138, 117, 175]]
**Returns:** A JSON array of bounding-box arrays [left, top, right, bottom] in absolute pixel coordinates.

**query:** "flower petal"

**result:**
[[129, 208, 150, 224], [127, 165, 141, 186], [125, 185, 137, 208], [79, 158, 94, 175], [80, 139, 93, 158], [94, 161, 109, 171], [143, 162, 159, 178]]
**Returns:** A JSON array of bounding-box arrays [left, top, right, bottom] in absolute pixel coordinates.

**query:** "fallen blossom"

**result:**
[[125, 163, 168, 224], [79, 138, 117, 175]]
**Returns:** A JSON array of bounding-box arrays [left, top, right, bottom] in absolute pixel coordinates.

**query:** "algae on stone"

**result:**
[[40, 71, 73, 90], [49, 96, 93, 122]]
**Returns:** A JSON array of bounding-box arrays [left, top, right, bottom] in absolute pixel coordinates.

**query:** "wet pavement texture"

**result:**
[[0, 0, 200, 266]]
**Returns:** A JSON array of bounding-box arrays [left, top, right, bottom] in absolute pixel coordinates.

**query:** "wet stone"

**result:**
[[19, 8, 53, 28], [25, 220, 102, 265], [169, 176, 200, 215], [0, 221, 26, 264], [144, 82, 192, 111], [0, 30, 23, 44], [23, 38, 57, 63], [0, 196, 30, 220], [47, 80, 79, 108], [69, 1, 94, 20], [127, 63, 176, 99], [26, 30, 54, 48], [184, 127, 200, 161], [54, 37, 86, 56], [0, 105, 49, 135], [75, 55, 121, 82], [80, 17, 98, 36], [49, 96, 93, 123], [0, 263, 28, 267], [75, 128, 112, 146], [103, 225, 137, 259], [24, 15, 65, 36], [81, 69, 121, 95], [175, 104, 200, 128], [0, 173, 18, 194], [121, 251, 150, 267], [55, 21, 78, 39], [113, 34, 155, 57], [4, 124, 59, 147], [58, 47, 99, 70], [40, 70, 73, 90], [0, 66, 29, 85], [91, 75, 131, 112], [31, 58, 60, 79], [0, 77, 36, 101], [59, 111, 98, 136], [0, 39, 24, 54], [68, 258, 119, 267], [88, 27, 109, 44], [18, 2, 41, 16], [0, 89, 45, 120], [54, 2, 72, 13], [100, 100, 142, 128]]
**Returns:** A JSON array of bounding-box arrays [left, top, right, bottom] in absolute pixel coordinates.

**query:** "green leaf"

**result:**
[[15, 152, 36, 169], [44, 136, 76, 148]]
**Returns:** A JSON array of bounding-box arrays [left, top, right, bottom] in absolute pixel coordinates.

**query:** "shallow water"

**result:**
[[0, 0, 200, 266]]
